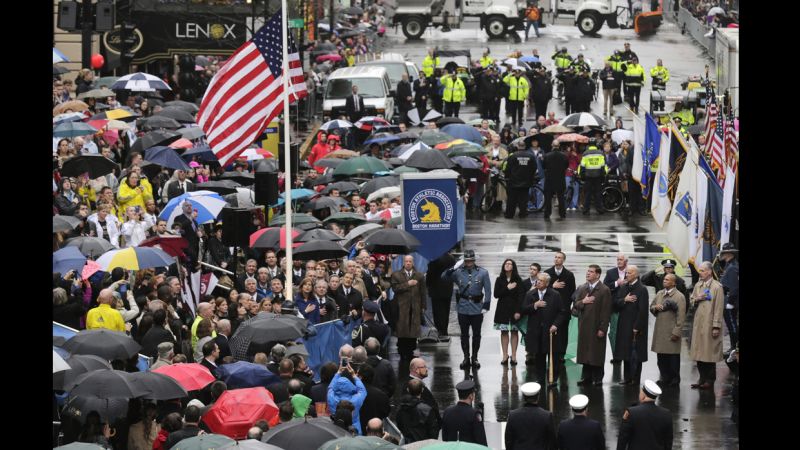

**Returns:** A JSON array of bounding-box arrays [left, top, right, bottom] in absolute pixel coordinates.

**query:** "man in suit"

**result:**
[[617, 380, 673, 449], [165, 169, 195, 202], [345, 85, 366, 123], [214, 319, 232, 361], [542, 145, 569, 219], [441, 380, 487, 445], [236, 259, 259, 292], [163, 405, 203, 449], [356, 364, 391, 435], [141, 309, 176, 358], [573, 264, 613, 385], [504, 382, 555, 450], [173, 201, 201, 263], [518, 272, 569, 387], [397, 72, 414, 125], [357, 250, 382, 300], [336, 272, 364, 319], [613, 265, 649, 385], [425, 250, 456, 338], [521, 262, 541, 293], [604, 253, 629, 364], [199, 341, 221, 379], [544, 252, 576, 367], [364, 337, 396, 397], [557, 394, 605, 450]]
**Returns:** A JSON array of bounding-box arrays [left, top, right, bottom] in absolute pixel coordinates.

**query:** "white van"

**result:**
[[323, 66, 395, 121], [355, 53, 417, 90]]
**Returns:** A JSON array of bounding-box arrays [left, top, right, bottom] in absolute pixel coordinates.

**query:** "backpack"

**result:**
[[526, 7, 540, 21]]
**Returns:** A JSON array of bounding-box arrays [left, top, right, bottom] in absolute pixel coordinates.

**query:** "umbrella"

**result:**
[[333, 156, 391, 177], [55, 443, 106, 450], [364, 132, 401, 146], [60, 154, 119, 178], [53, 246, 88, 276], [320, 436, 403, 450], [160, 190, 227, 228], [466, 118, 495, 127], [327, 149, 360, 159], [541, 124, 573, 134], [229, 313, 309, 360], [224, 187, 256, 208], [436, 116, 465, 127], [316, 53, 343, 63], [178, 126, 206, 140], [553, 133, 590, 144], [111, 72, 172, 91], [91, 109, 137, 121], [560, 112, 607, 128], [131, 130, 182, 153], [145, 146, 193, 171], [322, 181, 360, 195], [168, 138, 194, 149], [269, 213, 321, 226], [342, 6, 364, 15], [106, 119, 132, 130], [77, 88, 116, 100], [53, 121, 98, 138], [52, 63, 70, 74], [164, 100, 200, 114], [293, 240, 350, 260], [417, 443, 490, 450], [354, 116, 390, 131], [360, 175, 400, 195], [221, 440, 283, 450], [152, 363, 217, 391], [82, 260, 102, 279], [250, 226, 304, 250], [304, 196, 341, 213], [343, 223, 383, 248], [312, 172, 335, 186], [95, 246, 175, 271], [216, 362, 280, 390], [242, 147, 273, 161], [407, 108, 443, 126], [54, 336, 67, 347], [319, 119, 353, 131], [69, 369, 148, 398], [53, 47, 70, 64], [182, 143, 216, 161], [54, 350, 70, 373], [219, 171, 256, 185], [128, 371, 188, 400], [172, 434, 236, 450], [398, 141, 432, 161], [396, 131, 420, 140], [62, 330, 141, 360], [611, 128, 634, 144], [196, 180, 242, 195], [394, 166, 420, 174], [54, 112, 88, 125], [203, 386, 280, 439], [54, 100, 90, 115], [261, 417, 350, 449], [323, 212, 368, 225], [441, 124, 483, 145], [53, 215, 82, 233], [419, 130, 455, 146], [137, 236, 189, 259], [64, 236, 115, 258], [365, 228, 421, 254], [519, 55, 541, 63], [273, 188, 320, 207], [254, 158, 281, 173], [53, 354, 113, 390], [139, 115, 182, 130], [62, 395, 130, 425], [366, 186, 401, 203], [154, 106, 196, 123], [296, 228, 344, 242], [314, 157, 344, 169], [451, 155, 482, 169], [405, 149, 456, 170]]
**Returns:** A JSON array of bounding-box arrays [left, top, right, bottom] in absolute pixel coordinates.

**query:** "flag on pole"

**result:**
[[667, 124, 689, 203], [197, 9, 308, 167], [720, 165, 736, 247], [724, 111, 739, 176], [704, 85, 726, 181], [666, 138, 699, 266], [693, 148, 708, 266], [641, 113, 661, 199], [651, 127, 672, 228], [631, 112, 645, 183]]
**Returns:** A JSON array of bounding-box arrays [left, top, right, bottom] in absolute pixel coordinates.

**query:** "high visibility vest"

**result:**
[[422, 55, 440, 77], [578, 148, 608, 178], [504, 75, 529, 101], [553, 52, 572, 69], [650, 66, 670, 86], [606, 55, 624, 72], [442, 77, 466, 102], [480, 56, 494, 68], [625, 64, 645, 87]]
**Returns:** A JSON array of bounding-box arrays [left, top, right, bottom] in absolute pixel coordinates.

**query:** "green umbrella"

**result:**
[[269, 213, 322, 226], [171, 433, 235, 450], [419, 130, 455, 146], [393, 166, 420, 174], [445, 143, 488, 158], [322, 212, 368, 225], [333, 156, 391, 177], [318, 435, 403, 450], [419, 442, 491, 450]]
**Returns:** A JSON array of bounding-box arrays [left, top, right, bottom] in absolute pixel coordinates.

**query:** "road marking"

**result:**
[[617, 233, 635, 254], [502, 234, 522, 253], [561, 233, 577, 253]]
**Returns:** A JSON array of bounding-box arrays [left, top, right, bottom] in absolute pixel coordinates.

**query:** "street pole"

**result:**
[[81, 0, 94, 69], [329, 0, 334, 35], [282, 0, 294, 301]]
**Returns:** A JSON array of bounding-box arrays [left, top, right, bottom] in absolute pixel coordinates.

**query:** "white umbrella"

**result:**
[[707, 6, 725, 16], [398, 141, 431, 161], [343, 222, 383, 248], [111, 72, 172, 92], [53, 350, 70, 373], [367, 186, 402, 203], [159, 190, 227, 228], [407, 108, 443, 126], [53, 48, 70, 64], [235, 187, 256, 207], [611, 128, 634, 145]]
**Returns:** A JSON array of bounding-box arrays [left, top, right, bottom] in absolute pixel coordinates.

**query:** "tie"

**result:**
[[345, 288, 350, 296], [539, 291, 544, 301], [354, 96, 359, 111], [407, 271, 412, 278], [179, 182, 185, 194]]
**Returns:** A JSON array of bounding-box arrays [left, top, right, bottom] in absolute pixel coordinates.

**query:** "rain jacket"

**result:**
[[291, 393, 313, 418], [327, 373, 367, 435]]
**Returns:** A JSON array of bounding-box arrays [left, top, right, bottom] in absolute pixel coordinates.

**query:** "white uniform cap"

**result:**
[[520, 382, 541, 397], [569, 394, 589, 410], [643, 379, 662, 398]]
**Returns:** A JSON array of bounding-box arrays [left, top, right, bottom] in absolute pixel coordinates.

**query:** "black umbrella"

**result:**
[[221, 439, 283, 450], [69, 369, 148, 398], [396, 131, 420, 140], [314, 158, 344, 169], [53, 354, 113, 391], [60, 155, 119, 178], [451, 155, 482, 169], [295, 222, 323, 231], [322, 212, 368, 225], [131, 130, 182, 153], [297, 228, 344, 242], [53, 215, 82, 233], [261, 417, 350, 449], [293, 240, 349, 260], [312, 172, 335, 186], [154, 107, 196, 123], [62, 395, 130, 424], [54, 336, 67, 346], [164, 100, 200, 114], [254, 158, 280, 173], [341, 6, 364, 15], [139, 115, 182, 130], [364, 228, 421, 254], [128, 371, 189, 400], [405, 148, 457, 170], [64, 236, 114, 259], [219, 171, 256, 185], [177, 127, 206, 140], [229, 313, 309, 360], [54, 65, 70, 75], [321, 181, 360, 195], [436, 116, 465, 127], [196, 180, 242, 195], [360, 175, 400, 196], [62, 329, 142, 361], [303, 196, 338, 213]]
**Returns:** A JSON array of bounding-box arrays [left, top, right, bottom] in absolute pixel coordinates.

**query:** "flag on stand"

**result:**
[[631, 112, 645, 183], [704, 83, 726, 181], [667, 124, 689, 203], [640, 113, 661, 199], [651, 127, 672, 228], [666, 139, 698, 267], [724, 111, 739, 177], [720, 165, 736, 247], [197, 9, 308, 167]]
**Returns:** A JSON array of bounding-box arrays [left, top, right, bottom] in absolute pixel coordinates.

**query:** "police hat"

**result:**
[[456, 379, 476, 393], [363, 300, 380, 314], [642, 379, 662, 398], [520, 382, 541, 397], [720, 243, 739, 255], [569, 394, 589, 411], [661, 259, 676, 268], [463, 250, 476, 261]]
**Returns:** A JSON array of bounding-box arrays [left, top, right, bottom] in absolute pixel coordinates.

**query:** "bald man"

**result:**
[[613, 265, 649, 385], [604, 253, 629, 364], [86, 288, 126, 332], [191, 302, 217, 348]]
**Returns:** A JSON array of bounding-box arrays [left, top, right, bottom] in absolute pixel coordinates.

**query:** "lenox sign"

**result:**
[[175, 23, 237, 40]]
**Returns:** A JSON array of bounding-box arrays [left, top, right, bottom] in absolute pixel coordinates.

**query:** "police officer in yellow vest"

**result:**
[[650, 59, 670, 111], [442, 71, 467, 118], [624, 56, 646, 114], [422, 48, 441, 78], [606, 50, 625, 102], [480, 49, 494, 68], [503, 68, 530, 128], [552, 47, 573, 71], [577, 145, 608, 215]]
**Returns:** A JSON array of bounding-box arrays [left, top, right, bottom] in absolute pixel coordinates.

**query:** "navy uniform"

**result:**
[[617, 380, 673, 450], [441, 250, 493, 369], [719, 244, 739, 351], [441, 380, 487, 445], [557, 394, 605, 450], [352, 301, 390, 348], [505, 383, 555, 450]]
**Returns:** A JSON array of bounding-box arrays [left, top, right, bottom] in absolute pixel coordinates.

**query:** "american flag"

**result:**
[[197, 10, 308, 166], [704, 85, 725, 183], [724, 111, 738, 177]]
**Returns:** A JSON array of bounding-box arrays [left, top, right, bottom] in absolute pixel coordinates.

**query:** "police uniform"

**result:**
[[422, 54, 440, 78], [719, 244, 739, 351], [557, 395, 605, 450], [441, 380, 487, 445], [503, 71, 530, 127], [617, 380, 673, 450], [441, 251, 493, 368], [577, 145, 608, 214], [649, 64, 670, 110], [479, 54, 494, 68], [502, 146, 537, 219], [624, 61, 645, 113], [441, 74, 466, 118], [352, 301, 390, 348], [504, 383, 555, 450]]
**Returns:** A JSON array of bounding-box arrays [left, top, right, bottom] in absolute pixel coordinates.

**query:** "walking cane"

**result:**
[[549, 330, 555, 385]]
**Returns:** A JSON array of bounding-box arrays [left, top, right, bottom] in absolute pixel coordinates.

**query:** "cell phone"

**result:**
[[340, 357, 350, 367]]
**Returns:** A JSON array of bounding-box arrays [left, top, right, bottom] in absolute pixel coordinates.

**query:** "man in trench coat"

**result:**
[[391, 255, 428, 361], [572, 264, 612, 385], [689, 261, 725, 389], [649, 273, 686, 386], [612, 265, 649, 385]]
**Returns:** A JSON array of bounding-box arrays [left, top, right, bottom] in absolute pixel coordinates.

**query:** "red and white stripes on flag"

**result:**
[[197, 10, 308, 167], [724, 114, 738, 177]]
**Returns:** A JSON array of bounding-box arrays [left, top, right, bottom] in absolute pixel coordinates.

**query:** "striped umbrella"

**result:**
[[354, 116, 390, 131], [560, 112, 607, 128], [249, 226, 303, 250], [95, 247, 175, 271], [111, 72, 172, 92], [319, 119, 353, 131], [160, 190, 227, 228]]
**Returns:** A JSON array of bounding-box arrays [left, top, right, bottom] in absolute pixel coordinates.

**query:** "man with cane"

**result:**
[[518, 272, 568, 388]]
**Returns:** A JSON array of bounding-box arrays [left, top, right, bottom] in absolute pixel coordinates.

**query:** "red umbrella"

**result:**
[[249, 226, 303, 250], [138, 236, 189, 259], [202, 387, 280, 439], [87, 119, 109, 130], [152, 363, 215, 391], [316, 54, 343, 63]]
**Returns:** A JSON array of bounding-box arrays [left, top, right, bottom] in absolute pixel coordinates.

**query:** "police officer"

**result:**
[[557, 395, 605, 450], [504, 68, 530, 128], [351, 300, 390, 348], [718, 243, 739, 352], [478, 65, 502, 121], [563, 67, 577, 115], [441, 380, 487, 445], [617, 380, 673, 450], [422, 48, 440, 78], [430, 69, 444, 113], [577, 145, 608, 215], [569, 53, 591, 74], [441, 250, 493, 369], [641, 259, 688, 298], [442, 71, 466, 118], [552, 47, 573, 71], [504, 382, 555, 450], [624, 57, 645, 114], [650, 59, 670, 111], [502, 140, 537, 219], [479, 48, 494, 68], [574, 70, 595, 113], [606, 50, 625, 104], [529, 67, 552, 120]]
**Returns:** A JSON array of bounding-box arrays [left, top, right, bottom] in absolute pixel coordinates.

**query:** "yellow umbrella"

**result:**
[[105, 109, 134, 120], [95, 247, 175, 271]]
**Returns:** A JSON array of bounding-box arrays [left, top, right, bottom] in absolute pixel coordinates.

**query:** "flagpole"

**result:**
[[282, 0, 294, 302]]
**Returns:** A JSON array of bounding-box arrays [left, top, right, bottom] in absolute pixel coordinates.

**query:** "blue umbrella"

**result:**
[[271, 188, 318, 206], [217, 361, 280, 389], [441, 124, 484, 145], [180, 143, 217, 162], [145, 146, 192, 170], [451, 155, 482, 169], [53, 112, 87, 126], [519, 55, 541, 63], [53, 122, 98, 138], [363, 133, 400, 146], [53, 247, 88, 276], [160, 190, 227, 228]]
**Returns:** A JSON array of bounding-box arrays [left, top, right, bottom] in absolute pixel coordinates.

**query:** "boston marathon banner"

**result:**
[[401, 171, 461, 261]]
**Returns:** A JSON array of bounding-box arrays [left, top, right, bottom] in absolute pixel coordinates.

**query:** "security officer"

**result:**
[[441, 71, 466, 118], [606, 50, 625, 103], [529, 66, 552, 120], [504, 383, 555, 450], [351, 300, 390, 348], [577, 145, 608, 215], [617, 380, 673, 450], [422, 48, 440, 78], [441, 250, 493, 369], [478, 65, 502, 121], [718, 243, 739, 352], [569, 53, 591, 74], [502, 139, 537, 219], [563, 67, 578, 115], [574, 70, 595, 113], [650, 59, 670, 111], [441, 380, 487, 445], [672, 117, 690, 140], [667, 101, 696, 126], [624, 56, 645, 113], [641, 259, 688, 297], [479, 49, 494, 68], [552, 47, 573, 71], [557, 395, 605, 450], [504, 68, 530, 128]]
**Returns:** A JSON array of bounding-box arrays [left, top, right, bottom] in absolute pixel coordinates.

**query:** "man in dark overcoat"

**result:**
[[572, 264, 612, 385], [612, 265, 649, 385]]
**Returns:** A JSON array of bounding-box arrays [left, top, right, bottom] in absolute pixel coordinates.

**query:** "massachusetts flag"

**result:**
[[197, 10, 308, 166]]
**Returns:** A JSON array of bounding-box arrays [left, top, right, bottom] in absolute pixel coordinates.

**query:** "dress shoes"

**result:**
[[472, 358, 481, 369], [618, 379, 633, 386]]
